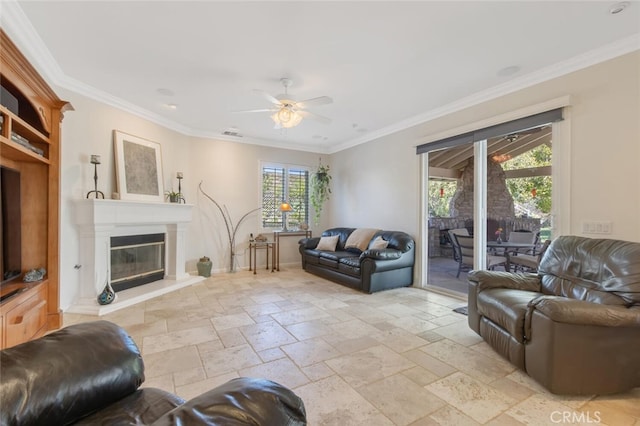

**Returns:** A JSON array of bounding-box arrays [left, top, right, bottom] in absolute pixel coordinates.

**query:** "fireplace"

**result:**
[[71, 199, 204, 315], [111, 233, 165, 292]]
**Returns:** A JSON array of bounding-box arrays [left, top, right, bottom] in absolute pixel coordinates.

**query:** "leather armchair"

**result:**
[[0, 321, 307, 425], [468, 236, 640, 395]]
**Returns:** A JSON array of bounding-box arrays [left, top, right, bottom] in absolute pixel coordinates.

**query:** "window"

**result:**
[[261, 163, 309, 228]]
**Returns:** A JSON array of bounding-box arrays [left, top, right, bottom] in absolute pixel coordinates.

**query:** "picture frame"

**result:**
[[113, 130, 164, 202]]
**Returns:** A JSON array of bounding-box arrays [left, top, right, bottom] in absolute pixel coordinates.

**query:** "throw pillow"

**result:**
[[369, 236, 389, 250], [345, 228, 379, 252], [316, 235, 339, 251]]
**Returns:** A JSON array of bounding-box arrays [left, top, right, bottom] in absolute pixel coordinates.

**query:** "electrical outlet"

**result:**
[[582, 221, 612, 235]]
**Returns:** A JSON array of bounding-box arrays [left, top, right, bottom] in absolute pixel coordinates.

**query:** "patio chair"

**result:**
[[448, 228, 470, 262], [452, 234, 508, 278], [509, 239, 551, 273], [507, 230, 538, 256]]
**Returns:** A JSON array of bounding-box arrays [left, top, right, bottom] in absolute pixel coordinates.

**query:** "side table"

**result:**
[[273, 230, 312, 271], [249, 241, 275, 274]]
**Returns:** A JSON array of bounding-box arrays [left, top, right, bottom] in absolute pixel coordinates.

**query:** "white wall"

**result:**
[[57, 88, 327, 310], [57, 51, 639, 309], [331, 52, 640, 247]]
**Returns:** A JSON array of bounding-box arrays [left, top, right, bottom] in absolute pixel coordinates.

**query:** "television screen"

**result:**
[[1, 165, 21, 284]]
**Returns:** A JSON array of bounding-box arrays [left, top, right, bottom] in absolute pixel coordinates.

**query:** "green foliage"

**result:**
[[428, 181, 457, 217], [310, 163, 331, 225], [502, 144, 552, 217]]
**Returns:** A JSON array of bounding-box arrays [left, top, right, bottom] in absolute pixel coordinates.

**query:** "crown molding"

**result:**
[[327, 33, 640, 154], [4, 0, 638, 156]]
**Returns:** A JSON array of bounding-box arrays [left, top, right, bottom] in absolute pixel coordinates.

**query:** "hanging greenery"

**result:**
[[310, 161, 332, 226]]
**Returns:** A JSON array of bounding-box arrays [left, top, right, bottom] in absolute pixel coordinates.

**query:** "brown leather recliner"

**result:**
[[0, 321, 307, 425], [468, 236, 640, 395]]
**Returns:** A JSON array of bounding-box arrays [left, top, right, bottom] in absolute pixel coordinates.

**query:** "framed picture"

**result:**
[[113, 130, 164, 202]]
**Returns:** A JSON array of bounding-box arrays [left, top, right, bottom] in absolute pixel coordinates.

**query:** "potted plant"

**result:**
[[310, 162, 332, 225], [165, 190, 180, 203]]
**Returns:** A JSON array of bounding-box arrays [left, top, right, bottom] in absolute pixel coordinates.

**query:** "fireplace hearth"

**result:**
[[71, 199, 204, 315]]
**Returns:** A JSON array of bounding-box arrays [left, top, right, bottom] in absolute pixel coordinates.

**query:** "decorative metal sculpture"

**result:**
[[199, 182, 260, 272]]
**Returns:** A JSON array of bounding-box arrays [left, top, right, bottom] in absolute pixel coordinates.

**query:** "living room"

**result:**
[[1, 1, 639, 424]]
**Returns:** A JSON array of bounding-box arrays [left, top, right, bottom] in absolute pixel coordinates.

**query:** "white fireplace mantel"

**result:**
[[69, 199, 204, 315]]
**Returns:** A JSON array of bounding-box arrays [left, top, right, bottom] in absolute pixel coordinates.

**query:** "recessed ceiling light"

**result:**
[[497, 65, 521, 77], [165, 103, 178, 110], [609, 1, 630, 14], [157, 88, 175, 96]]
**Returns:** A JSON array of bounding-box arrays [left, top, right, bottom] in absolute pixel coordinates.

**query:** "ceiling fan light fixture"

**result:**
[[271, 106, 303, 128]]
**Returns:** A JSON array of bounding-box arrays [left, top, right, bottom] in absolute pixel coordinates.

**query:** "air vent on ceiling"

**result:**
[[222, 128, 242, 137]]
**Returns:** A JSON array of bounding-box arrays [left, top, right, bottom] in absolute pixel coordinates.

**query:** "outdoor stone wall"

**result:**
[[427, 157, 543, 257], [451, 158, 514, 219]]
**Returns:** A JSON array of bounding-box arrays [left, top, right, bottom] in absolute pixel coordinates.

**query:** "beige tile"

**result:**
[[281, 338, 341, 367], [302, 362, 335, 381], [143, 345, 202, 378], [243, 302, 282, 318], [420, 339, 514, 383], [388, 316, 438, 334], [356, 374, 445, 425], [239, 357, 310, 390], [485, 413, 526, 426], [142, 325, 218, 355], [330, 318, 381, 339], [378, 303, 422, 318], [271, 306, 330, 326], [257, 347, 286, 362], [211, 312, 256, 331], [294, 375, 392, 426], [239, 320, 297, 352], [401, 366, 440, 387], [141, 373, 174, 394], [64, 269, 635, 426], [202, 344, 262, 377], [175, 372, 239, 401], [403, 348, 457, 378], [373, 327, 429, 353], [426, 405, 480, 426], [432, 321, 484, 346], [173, 367, 206, 387], [426, 372, 516, 424], [286, 319, 336, 340], [323, 335, 380, 354], [506, 394, 578, 425], [215, 327, 248, 348], [325, 345, 415, 388]]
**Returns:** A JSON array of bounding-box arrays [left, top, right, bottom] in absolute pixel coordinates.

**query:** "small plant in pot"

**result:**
[[310, 162, 332, 226], [165, 190, 180, 203]]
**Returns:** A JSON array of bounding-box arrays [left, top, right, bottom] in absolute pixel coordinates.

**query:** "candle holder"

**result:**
[[86, 155, 105, 199], [176, 172, 185, 203]]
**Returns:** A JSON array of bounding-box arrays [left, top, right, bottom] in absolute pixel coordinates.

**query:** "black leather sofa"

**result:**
[[0, 320, 307, 425], [299, 227, 415, 293], [468, 236, 640, 395]]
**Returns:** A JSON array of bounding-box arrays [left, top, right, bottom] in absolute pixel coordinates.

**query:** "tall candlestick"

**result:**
[[86, 155, 105, 199], [176, 171, 183, 179]]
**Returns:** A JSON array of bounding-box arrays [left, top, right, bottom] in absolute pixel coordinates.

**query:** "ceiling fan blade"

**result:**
[[252, 89, 282, 106], [297, 110, 332, 124], [295, 96, 333, 109], [232, 108, 277, 113]]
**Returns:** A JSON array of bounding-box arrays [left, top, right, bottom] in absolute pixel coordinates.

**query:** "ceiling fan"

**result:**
[[236, 78, 332, 129]]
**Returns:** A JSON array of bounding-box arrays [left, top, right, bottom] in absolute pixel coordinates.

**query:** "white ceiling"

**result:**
[[4, 1, 639, 153]]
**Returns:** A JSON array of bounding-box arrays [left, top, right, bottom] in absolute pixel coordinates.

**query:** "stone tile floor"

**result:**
[[65, 269, 640, 425]]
